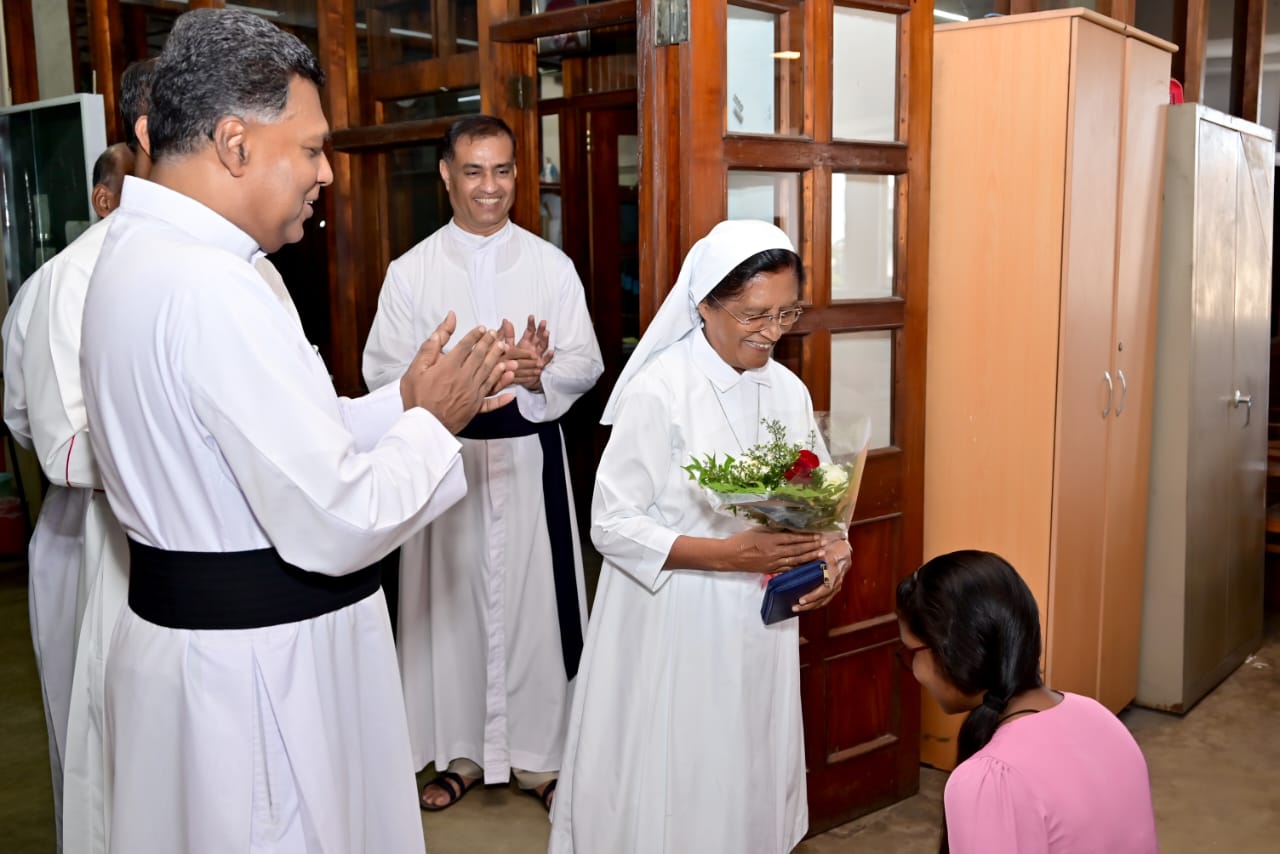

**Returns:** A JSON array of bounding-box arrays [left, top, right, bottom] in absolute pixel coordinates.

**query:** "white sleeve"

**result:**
[[23, 256, 100, 488], [589, 380, 680, 593], [337, 382, 405, 453], [185, 283, 466, 576], [362, 260, 418, 391], [2, 274, 38, 450], [517, 262, 604, 423]]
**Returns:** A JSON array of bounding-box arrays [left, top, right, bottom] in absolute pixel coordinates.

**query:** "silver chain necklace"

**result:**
[[712, 380, 762, 452]]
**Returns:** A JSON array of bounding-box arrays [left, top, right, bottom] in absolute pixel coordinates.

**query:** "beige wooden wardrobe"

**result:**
[[920, 9, 1174, 770]]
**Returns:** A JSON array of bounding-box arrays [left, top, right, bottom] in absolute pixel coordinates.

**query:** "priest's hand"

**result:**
[[793, 536, 851, 613], [499, 315, 554, 392], [401, 313, 517, 432]]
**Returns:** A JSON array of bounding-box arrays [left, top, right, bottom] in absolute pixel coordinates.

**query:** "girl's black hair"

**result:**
[[895, 550, 1044, 853], [705, 248, 804, 303]]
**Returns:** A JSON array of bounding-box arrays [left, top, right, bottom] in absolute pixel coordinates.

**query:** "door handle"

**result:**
[[1102, 371, 1113, 419], [1115, 369, 1128, 417], [1232, 389, 1253, 428]]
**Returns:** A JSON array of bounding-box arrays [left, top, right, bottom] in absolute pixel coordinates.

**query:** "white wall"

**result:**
[[32, 0, 74, 99]]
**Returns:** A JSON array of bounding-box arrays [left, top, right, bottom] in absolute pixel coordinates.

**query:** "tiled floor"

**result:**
[[2, 560, 1277, 853]]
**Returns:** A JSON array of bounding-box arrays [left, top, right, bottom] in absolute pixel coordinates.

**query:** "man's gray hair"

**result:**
[[147, 8, 324, 160]]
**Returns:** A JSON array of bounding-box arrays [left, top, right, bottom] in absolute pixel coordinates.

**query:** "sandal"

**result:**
[[419, 770, 480, 812], [527, 778, 557, 813]]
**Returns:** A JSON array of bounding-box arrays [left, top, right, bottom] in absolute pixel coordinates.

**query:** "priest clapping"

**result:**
[[400, 309, 517, 432], [498, 314, 555, 392]]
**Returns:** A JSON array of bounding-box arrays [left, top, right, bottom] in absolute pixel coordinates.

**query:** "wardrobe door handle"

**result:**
[[1102, 371, 1113, 419], [1115, 369, 1127, 417], [1233, 389, 1253, 428]]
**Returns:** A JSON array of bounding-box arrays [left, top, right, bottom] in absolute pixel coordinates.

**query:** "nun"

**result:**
[[548, 220, 853, 854]]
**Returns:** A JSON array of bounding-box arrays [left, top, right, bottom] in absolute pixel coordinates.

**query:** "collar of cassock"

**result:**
[[446, 218, 513, 252], [118, 176, 259, 263], [690, 326, 772, 392]]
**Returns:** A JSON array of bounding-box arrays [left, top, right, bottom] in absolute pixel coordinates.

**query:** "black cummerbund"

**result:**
[[128, 539, 381, 630]]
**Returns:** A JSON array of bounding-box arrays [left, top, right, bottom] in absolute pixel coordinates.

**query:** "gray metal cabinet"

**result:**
[[1139, 104, 1274, 713]]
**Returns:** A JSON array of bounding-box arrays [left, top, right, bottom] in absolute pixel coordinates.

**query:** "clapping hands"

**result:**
[[400, 311, 518, 433], [499, 315, 554, 392]]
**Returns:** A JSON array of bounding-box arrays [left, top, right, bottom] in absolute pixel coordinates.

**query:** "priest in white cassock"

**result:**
[[1, 139, 136, 853], [78, 10, 514, 854], [363, 115, 603, 812], [548, 221, 853, 854]]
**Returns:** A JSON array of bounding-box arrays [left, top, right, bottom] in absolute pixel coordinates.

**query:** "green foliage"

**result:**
[[683, 419, 798, 492], [683, 419, 857, 532]]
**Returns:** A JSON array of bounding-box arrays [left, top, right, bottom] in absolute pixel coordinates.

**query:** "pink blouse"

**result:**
[[944, 692, 1158, 854]]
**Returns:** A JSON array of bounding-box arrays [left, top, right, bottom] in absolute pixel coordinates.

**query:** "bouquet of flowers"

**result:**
[[683, 414, 870, 534]]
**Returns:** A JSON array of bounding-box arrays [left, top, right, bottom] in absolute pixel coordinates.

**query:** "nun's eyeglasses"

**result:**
[[709, 295, 804, 330]]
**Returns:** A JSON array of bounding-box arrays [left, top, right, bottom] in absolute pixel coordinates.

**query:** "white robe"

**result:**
[[19, 218, 128, 854], [549, 331, 814, 854], [4, 271, 39, 449], [80, 176, 467, 854], [4, 226, 114, 854], [20, 217, 313, 854], [363, 220, 603, 782]]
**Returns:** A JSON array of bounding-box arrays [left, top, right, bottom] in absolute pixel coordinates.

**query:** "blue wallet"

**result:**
[[760, 559, 829, 625]]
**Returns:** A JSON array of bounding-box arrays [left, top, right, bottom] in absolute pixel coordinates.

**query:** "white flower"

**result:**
[[818, 464, 849, 490], [734, 455, 770, 482]]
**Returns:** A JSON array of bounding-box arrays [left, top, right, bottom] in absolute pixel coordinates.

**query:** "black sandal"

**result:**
[[528, 778, 557, 813], [419, 770, 480, 812]]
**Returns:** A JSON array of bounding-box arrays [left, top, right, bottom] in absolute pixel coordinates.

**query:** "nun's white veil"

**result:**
[[600, 219, 794, 424]]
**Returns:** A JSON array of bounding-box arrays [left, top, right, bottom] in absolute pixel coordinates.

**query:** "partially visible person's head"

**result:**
[[91, 143, 136, 218], [692, 223, 804, 372], [120, 58, 157, 179], [896, 550, 1043, 765], [439, 115, 518, 237], [147, 9, 331, 252]]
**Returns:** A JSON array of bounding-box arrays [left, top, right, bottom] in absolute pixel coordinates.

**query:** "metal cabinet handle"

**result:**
[[1115, 369, 1128, 417], [1102, 371, 1113, 419], [1232, 389, 1253, 428]]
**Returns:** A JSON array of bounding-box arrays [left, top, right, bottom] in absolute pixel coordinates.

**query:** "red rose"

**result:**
[[784, 449, 820, 483]]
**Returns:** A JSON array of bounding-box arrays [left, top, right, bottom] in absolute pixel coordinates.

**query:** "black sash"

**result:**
[[128, 539, 381, 630], [457, 401, 583, 680]]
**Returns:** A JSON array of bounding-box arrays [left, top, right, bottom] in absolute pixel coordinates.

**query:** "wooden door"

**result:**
[[543, 101, 642, 535], [921, 14, 1075, 770], [1226, 122, 1273, 658], [641, 0, 931, 830], [1044, 18, 1123, 700], [1097, 37, 1170, 713], [1186, 114, 1242, 688]]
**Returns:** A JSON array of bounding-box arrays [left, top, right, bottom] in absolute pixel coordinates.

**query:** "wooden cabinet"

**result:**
[[921, 9, 1173, 769], [1138, 105, 1273, 713]]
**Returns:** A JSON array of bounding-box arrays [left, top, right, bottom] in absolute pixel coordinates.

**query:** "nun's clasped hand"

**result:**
[[794, 535, 852, 613]]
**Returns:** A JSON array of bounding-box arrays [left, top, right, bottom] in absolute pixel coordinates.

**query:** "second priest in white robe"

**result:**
[[364, 219, 603, 784]]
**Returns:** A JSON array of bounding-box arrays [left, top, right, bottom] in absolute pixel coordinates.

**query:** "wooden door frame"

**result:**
[[3, 0, 40, 103]]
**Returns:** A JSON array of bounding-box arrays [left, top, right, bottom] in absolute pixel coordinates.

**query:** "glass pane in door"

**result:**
[[384, 142, 450, 260], [726, 2, 804, 136], [832, 173, 895, 300], [727, 170, 802, 254], [619, 134, 640, 354], [832, 4, 898, 142], [379, 88, 482, 123], [357, 0, 480, 71], [540, 114, 563, 248], [830, 330, 893, 451], [230, 0, 320, 54]]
